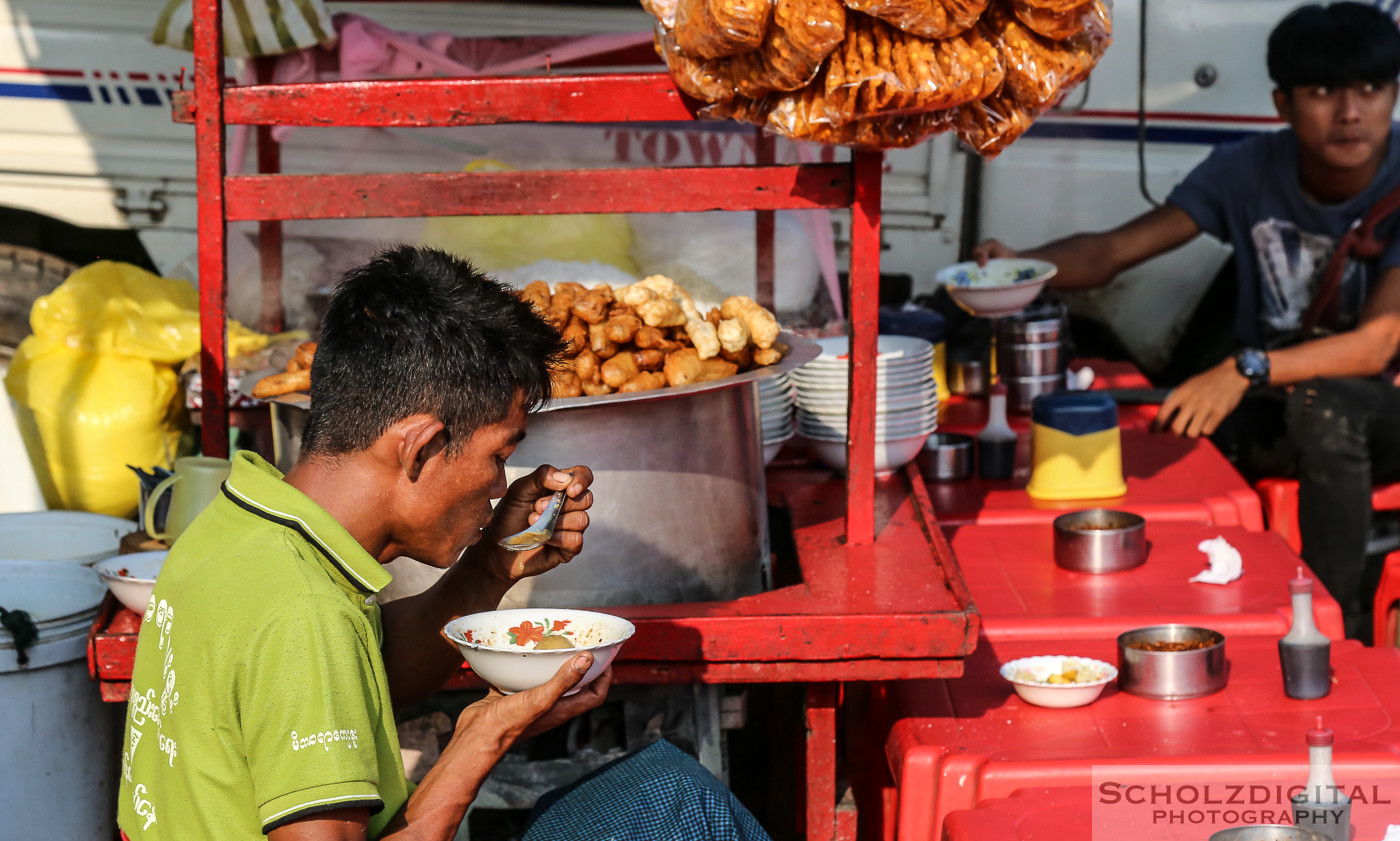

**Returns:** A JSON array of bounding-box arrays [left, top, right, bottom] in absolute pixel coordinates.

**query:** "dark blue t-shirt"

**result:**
[[1167, 124, 1400, 348]]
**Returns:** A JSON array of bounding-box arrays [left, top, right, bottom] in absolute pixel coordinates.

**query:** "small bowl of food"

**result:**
[[999, 655, 1118, 708], [443, 608, 635, 695], [936, 258, 1058, 318], [92, 550, 167, 615], [1052, 509, 1147, 573], [1117, 624, 1227, 700]]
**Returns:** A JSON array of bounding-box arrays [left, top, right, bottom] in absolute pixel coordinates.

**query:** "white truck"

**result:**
[[0, 0, 1335, 372]]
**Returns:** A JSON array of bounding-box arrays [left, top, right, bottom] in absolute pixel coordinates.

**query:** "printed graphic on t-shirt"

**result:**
[[1251, 218, 1335, 338]]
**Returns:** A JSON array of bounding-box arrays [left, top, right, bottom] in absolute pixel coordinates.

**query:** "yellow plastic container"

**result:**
[[1025, 392, 1127, 501]]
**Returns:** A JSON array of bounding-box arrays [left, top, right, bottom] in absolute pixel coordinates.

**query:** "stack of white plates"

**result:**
[[792, 335, 938, 475], [758, 373, 796, 465]]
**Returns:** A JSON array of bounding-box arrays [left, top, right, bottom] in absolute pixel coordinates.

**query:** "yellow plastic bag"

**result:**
[[3, 261, 271, 517], [419, 160, 640, 275]]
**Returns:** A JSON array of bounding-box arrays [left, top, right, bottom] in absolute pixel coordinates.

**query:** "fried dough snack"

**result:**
[[990, 2, 1107, 108], [824, 14, 1003, 124], [1012, 0, 1109, 41], [664, 348, 740, 386], [730, 0, 847, 96], [620, 371, 669, 393], [253, 369, 311, 399], [625, 275, 722, 359], [677, 0, 775, 59], [841, 0, 987, 39], [518, 279, 786, 400], [721, 295, 781, 349], [253, 341, 317, 398]]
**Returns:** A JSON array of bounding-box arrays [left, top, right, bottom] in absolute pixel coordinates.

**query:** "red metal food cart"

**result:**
[[86, 3, 984, 839]]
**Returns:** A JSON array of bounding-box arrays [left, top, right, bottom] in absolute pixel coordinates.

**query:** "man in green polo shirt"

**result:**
[[117, 245, 613, 839]]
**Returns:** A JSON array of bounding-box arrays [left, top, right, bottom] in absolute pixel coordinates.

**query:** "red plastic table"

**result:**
[[938, 359, 1159, 435], [925, 430, 1265, 530], [885, 638, 1400, 841], [947, 521, 1345, 642], [943, 782, 1400, 841]]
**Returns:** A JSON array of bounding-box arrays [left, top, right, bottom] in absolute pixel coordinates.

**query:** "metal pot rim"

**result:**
[[1117, 623, 1226, 654], [1053, 509, 1146, 537]]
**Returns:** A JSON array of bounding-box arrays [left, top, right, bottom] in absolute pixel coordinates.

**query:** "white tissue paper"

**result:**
[[1190, 536, 1244, 585], [1384, 826, 1400, 841]]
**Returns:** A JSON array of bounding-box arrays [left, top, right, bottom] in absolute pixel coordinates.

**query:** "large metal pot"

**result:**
[[242, 335, 818, 608]]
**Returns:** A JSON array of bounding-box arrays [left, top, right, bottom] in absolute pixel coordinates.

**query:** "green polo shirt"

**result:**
[[117, 451, 409, 839]]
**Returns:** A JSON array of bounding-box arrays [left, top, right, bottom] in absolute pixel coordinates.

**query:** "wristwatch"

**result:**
[[1234, 347, 1271, 386]]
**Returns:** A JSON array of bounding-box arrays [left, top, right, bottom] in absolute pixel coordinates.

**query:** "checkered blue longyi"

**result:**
[[522, 739, 773, 841]]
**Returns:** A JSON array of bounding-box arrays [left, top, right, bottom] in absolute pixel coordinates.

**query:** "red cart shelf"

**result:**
[[132, 4, 986, 839]]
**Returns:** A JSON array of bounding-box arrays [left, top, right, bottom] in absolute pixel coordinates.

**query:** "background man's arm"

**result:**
[[1268, 267, 1400, 383], [1155, 267, 1400, 438], [973, 204, 1201, 291]]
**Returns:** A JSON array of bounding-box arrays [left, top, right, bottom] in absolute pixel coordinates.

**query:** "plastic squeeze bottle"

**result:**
[[1278, 565, 1332, 700], [977, 384, 1017, 481], [1290, 717, 1351, 841]]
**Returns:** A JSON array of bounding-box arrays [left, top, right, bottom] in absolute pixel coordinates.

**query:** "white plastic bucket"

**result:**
[[0, 511, 135, 565], [1, 559, 120, 840]]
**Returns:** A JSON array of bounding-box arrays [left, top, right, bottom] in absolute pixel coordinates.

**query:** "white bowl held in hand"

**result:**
[[92, 550, 167, 614], [443, 608, 635, 695], [936, 259, 1057, 318], [999, 655, 1117, 708]]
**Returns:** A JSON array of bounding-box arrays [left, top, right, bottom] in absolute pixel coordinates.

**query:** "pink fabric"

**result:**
[[278, 13, 653, 84]]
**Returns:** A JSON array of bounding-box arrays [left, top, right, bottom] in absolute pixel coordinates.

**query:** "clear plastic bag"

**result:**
[[839, 0, 988, 39], [823, 13, 1002, 124], [1012, 0, 1109, 40], [643, 0, 680, 28], [731, 0, 847, 96], [737, 71, 951, 147], [1014, 0, 1089, 13], [988, 1, 1108, 108], [951, 90, 1044, 157], [655, 23, 741, 102], [676, 0, 776, 60]]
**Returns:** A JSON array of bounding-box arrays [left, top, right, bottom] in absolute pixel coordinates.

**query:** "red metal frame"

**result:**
[[175, 3, 969, 837]]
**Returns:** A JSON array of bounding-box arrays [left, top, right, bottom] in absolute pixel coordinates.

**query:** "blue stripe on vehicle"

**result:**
[[115, 87, 130, 105], [136, 87, 161, 106], [1025, 120, 1262, 146], [0, 81, 93, 103], [98, 86, 111, 104]]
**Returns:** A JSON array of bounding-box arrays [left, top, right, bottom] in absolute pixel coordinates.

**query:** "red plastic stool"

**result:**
[[1256, 478, 1400, 645]]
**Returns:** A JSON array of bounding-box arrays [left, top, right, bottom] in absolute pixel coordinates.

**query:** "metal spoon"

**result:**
[[497, 486, 569, 552]]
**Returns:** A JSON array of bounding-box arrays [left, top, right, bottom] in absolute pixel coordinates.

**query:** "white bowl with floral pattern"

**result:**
[[443, 608, 635, 695]]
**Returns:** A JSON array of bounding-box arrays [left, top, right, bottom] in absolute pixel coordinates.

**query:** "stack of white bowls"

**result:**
[[758, 373, 796, 465], [792, 335, 939, 476]]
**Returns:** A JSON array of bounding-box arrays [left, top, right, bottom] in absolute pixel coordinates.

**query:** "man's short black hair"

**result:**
[[1268, 2, 1400, 93], [300, 245, 564, 457]]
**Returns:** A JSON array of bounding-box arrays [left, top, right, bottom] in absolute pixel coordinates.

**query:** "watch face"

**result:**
[[1237, 349, 1268, 382]]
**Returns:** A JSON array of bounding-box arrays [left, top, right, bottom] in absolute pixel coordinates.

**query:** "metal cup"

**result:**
[[1052, 509, 1146, 573], [918, 433, 974, 482], [1117, 624, 1227, 700]]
